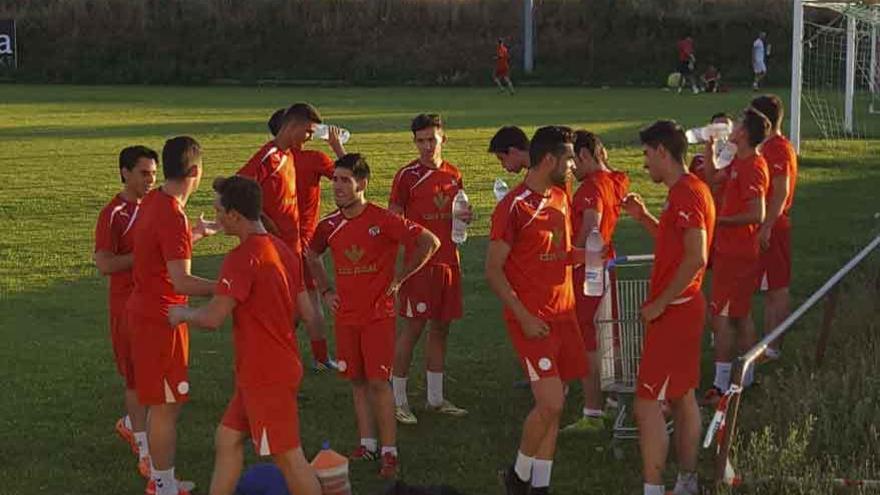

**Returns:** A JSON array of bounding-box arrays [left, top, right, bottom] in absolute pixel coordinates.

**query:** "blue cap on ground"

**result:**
[[236, 463, 290, 495]]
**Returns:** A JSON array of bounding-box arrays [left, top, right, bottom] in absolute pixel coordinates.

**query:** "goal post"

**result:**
[[790, 0, 880, 152]]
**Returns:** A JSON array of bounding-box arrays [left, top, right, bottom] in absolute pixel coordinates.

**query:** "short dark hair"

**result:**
[[573, 130, 605, 163], [267, 108, 286, 136], [212, 176, 262, 221], [741, 108, 771, 148], [639, 120, 688, 164], [335, 153, 371, 180], [118, 145, 158, 183], [750, 94, 784, 130], [488, 126, 529, 153], [529, 126, 574, 169], [411, 113, 444, 134], [279, 102, 322, 129], [710, 112, 733, 123], [162, 136, 201, 180]]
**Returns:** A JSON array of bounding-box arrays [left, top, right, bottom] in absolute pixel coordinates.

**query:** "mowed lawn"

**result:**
[[0, 85, 878, 495]]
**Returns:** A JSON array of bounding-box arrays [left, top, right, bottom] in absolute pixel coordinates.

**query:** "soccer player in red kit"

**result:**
[[487, 126, 588, 495], [704, 109, 770, 404], [306, 154, 440, 479], [388, 114, 471, 425], [127, 136, 218, 495], [562, 130, 629, 434], [94, 145, 157, 473], [752, 95, 797, 359], [622, 121, 715, 495], [494, 38, 515, 95], [238, 103, 328, 366], [489, 126, 531, 175], [168, 176, 321, 495]]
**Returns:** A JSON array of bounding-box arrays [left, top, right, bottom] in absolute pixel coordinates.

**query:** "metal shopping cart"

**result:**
[[594, 254, 671, 449]]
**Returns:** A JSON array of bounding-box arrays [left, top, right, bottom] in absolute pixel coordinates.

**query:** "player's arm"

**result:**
[[167, 259, 215, 297], [191, 213, 220, 243], [641, 228, 706, 322], [485, 240, 549, 339], [93, 251, 134, 275], [621, 193, 659, 238], [168, 295, 236, 330], [389, 230, 440, 293], [758, 175, 789, 248], [718, 196, 765, 226], [327, 126, 347, 159], [574, 209, 601, 248], [304, 248, 338, 313], [295, 288, 317, 327]]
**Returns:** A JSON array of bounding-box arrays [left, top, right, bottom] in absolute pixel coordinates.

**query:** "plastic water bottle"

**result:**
[[493, 178, 509, 203], [715, 141, 737, 169], [311, 442, 351, 495], [451, 189, 469, 244], [584, 228, 605, 297], [312, 124, 351, 144], [685, 122, 732, 144]]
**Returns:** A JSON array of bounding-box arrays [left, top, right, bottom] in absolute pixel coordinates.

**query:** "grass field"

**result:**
[[1, 84, 878, 494]]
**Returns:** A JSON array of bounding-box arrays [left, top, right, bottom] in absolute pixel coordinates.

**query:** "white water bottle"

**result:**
[[685, 122, 732, 144], [584, 228, 605, 297], [715, 141, 737, 169], [312, 124, 351, 144], [493, 178, 509, 203], [451, 189, 469, 244]]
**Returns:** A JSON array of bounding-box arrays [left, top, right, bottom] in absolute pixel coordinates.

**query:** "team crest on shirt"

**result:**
[[369, 225, 381, 237], [344, 244, 365, 263], [433, 192, 450, 210]]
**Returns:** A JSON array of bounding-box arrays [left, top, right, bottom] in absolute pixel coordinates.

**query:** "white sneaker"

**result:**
[[395, 404, 418, 425]]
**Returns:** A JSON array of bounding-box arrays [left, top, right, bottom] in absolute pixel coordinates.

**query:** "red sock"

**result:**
[[310, 339, 329, 364]]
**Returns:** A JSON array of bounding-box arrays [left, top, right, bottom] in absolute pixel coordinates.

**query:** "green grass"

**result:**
[[0, 84, 878, 494]]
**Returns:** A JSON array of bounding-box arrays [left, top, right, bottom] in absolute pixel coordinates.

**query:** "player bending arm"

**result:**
[[94, 251, 134, 275], [717, 196, 764, 226], [622, 193, 660, 238], [167, 259, 216, 298]]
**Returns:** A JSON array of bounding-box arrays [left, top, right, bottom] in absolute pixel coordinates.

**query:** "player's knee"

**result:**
[[367, 379, 389, 394], [214, 426, 244, 451], [534, 395, 564, 420]]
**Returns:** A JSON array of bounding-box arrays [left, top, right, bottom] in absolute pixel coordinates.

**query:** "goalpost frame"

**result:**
[[791, 0, 878, 151]]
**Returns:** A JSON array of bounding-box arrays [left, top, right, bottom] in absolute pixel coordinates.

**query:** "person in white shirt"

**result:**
[[752, 32, 769, 90]]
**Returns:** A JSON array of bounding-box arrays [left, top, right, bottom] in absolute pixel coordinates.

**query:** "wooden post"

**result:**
[[814, 286, 840, 367]]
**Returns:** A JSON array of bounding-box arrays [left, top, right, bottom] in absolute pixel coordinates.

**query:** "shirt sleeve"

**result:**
[[308, 219, 330, 255], [765, 146, 792, 179], [160, 209, 193, 262], [382, 210, 425, 245], [94, 207, 115, 253], [388, 169, 410, 209], [215, 251, 254, 303], [318, 152, 335, 179], [738, 160, 769, 202], [672, 188, 708, 231], [489, 199, 518, 246], [575, 182, 603, 216]]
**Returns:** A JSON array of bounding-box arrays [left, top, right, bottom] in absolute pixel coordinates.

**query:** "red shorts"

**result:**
[[760, 217, 791, 291], [505, 312, 588, 383], [335, 318, 395, 381], [109, 311, 136, 389], [710, 254, 760, 318], [130, 312, 190, 406], [637, 293, 706, 401], [222, 384, 302, 455], [399, 264, 462, 322], [495, 64, 510, 78]]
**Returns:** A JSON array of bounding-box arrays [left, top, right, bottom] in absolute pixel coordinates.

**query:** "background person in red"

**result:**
[[306, 154, 440, 479], [486, 126, 587, 495], [268, 105, 347, 371], [752, 94, 797, 360], [488, 126, 531, 175], [127, 136, 218, 495], [562, 130, 629, 434], [675, 34, 699, 95], [493, 38, 515, 95], [704, 109, 770, 405], [388, 113, 471, 425], [622, 121, 715, 495], [94, 145, 157, 474], [168, 176, 321, 495], [238, 104, 327, 366]]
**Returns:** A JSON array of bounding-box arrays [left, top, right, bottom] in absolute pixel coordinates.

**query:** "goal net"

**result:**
[[791, 1, 880, 150]]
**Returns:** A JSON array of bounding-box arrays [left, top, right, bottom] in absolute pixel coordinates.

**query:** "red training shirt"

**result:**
[[238, 141, 301, 253], [571, 170, 629, 259], [293, 148, 334, 247], [95, 194, 140, 313], [714, 154, 769, 260]]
